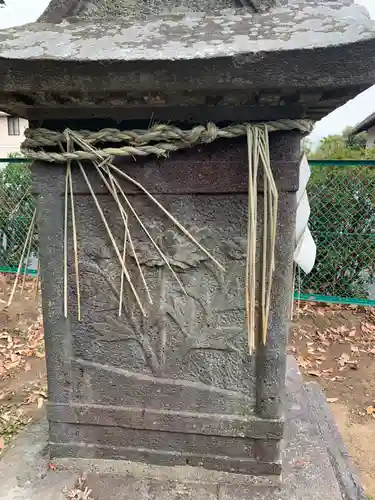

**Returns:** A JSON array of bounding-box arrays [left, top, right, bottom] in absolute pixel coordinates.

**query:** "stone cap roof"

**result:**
[[0, 1, 374, 62], [352, 111, 375, 135], [38, 0, 272, 22], [0, 0, 374, 123]]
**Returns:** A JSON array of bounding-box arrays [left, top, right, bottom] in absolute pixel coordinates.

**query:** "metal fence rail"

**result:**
[[1, 158, 375, 306]]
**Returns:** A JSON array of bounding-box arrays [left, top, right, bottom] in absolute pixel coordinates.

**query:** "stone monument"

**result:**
[[0, 0, 375, 487]]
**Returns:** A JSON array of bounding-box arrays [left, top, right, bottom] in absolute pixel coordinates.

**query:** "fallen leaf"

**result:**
[[315, 355, 327, 362], [0, 437, 4, 450], [307, 370, 321, 378], [367, 406, 374, 415], [0, 412, 10, 423], [24, 362, 31, 372], [293, 459, 308, 467], [37, 397, 44, 409], [327, 398, 339, 403], [297, 356, 311, 369], [4, 360, 20, 371], [338, 325, 349, 334], [351, 346, 359, 353], [48, 463, 57, 471], [35, 351, 45, 359], [338, 353, 350, 366], [361, 322, 375, 334]]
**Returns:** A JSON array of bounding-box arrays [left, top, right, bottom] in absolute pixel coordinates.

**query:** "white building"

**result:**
[[0, 111, 28, 158]]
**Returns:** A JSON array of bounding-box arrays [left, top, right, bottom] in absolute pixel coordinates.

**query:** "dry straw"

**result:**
[[20, 120, 313, 352], [7, 208, 36, 307]]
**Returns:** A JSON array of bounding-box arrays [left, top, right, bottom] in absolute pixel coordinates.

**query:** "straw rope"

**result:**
[[22, 120, 313, 162], [22, 119, 314, 353]]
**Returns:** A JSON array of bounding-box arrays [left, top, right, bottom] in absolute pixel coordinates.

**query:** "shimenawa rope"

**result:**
[[21, 119, 314, 353], [22, 120, 313, 161]]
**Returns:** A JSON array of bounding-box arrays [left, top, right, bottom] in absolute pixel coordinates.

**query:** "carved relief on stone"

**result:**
[[73, 226, 254, 395]]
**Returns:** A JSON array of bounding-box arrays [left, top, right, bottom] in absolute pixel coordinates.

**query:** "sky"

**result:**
[[1, 0, 375, 142]]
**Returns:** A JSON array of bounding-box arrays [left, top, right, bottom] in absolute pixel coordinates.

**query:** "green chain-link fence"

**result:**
[[0, 159, 38, 275], [1, 158, 375, 306], [295, 160, 375, 306]]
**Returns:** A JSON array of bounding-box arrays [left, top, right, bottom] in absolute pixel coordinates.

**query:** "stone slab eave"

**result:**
[[1, 2, 375, 63], [0, 38, 374, 121], [0, 1, 374, 121]]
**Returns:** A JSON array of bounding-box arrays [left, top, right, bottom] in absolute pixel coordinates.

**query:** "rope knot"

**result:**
[[202, 122, 219, 143]]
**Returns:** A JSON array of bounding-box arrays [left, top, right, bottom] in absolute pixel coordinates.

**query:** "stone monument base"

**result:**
[[0, 357, 364, 500]]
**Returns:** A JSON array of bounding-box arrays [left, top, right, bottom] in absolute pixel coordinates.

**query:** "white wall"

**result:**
[[0, 111, 28, 158], [366, 125, 375, 149]]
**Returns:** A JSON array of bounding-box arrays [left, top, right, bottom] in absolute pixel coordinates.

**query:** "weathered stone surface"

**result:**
[[0, 358, 365, 499], [0, 0, 370, 485], [88, 476, 220, 500], [0, 1, 374, 120], [2, 2, 373, 60], [32, 133, 299, 474], [38, 0, 277, 22]]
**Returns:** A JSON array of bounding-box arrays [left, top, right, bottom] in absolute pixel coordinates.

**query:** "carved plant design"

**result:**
[[130, 226, 213, 270], [164, 236, 247, 356], [79, 230, 247, 377]]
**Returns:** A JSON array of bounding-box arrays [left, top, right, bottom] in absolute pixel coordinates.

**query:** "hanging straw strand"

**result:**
[[7, 208, 36, 307], [67, 163, 81, 321], [68, 129, 224, 273], [21, 212, 36, 295], [107, 170, 153, 307], [245, 127, 253, 354], [23, 119, 299, 353], [110, 175, 187, 295], [69, 133, 188, 294], [63, 167, 69, 318], [92, 159, 154, 307], [259, 130, 278, 344], [77, 160, 146, 316]]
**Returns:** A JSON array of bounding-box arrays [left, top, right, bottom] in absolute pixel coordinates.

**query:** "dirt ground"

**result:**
[[0, 274, 375, 498], [290, 301, 375, 498], [0, 274, 45, 454]]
